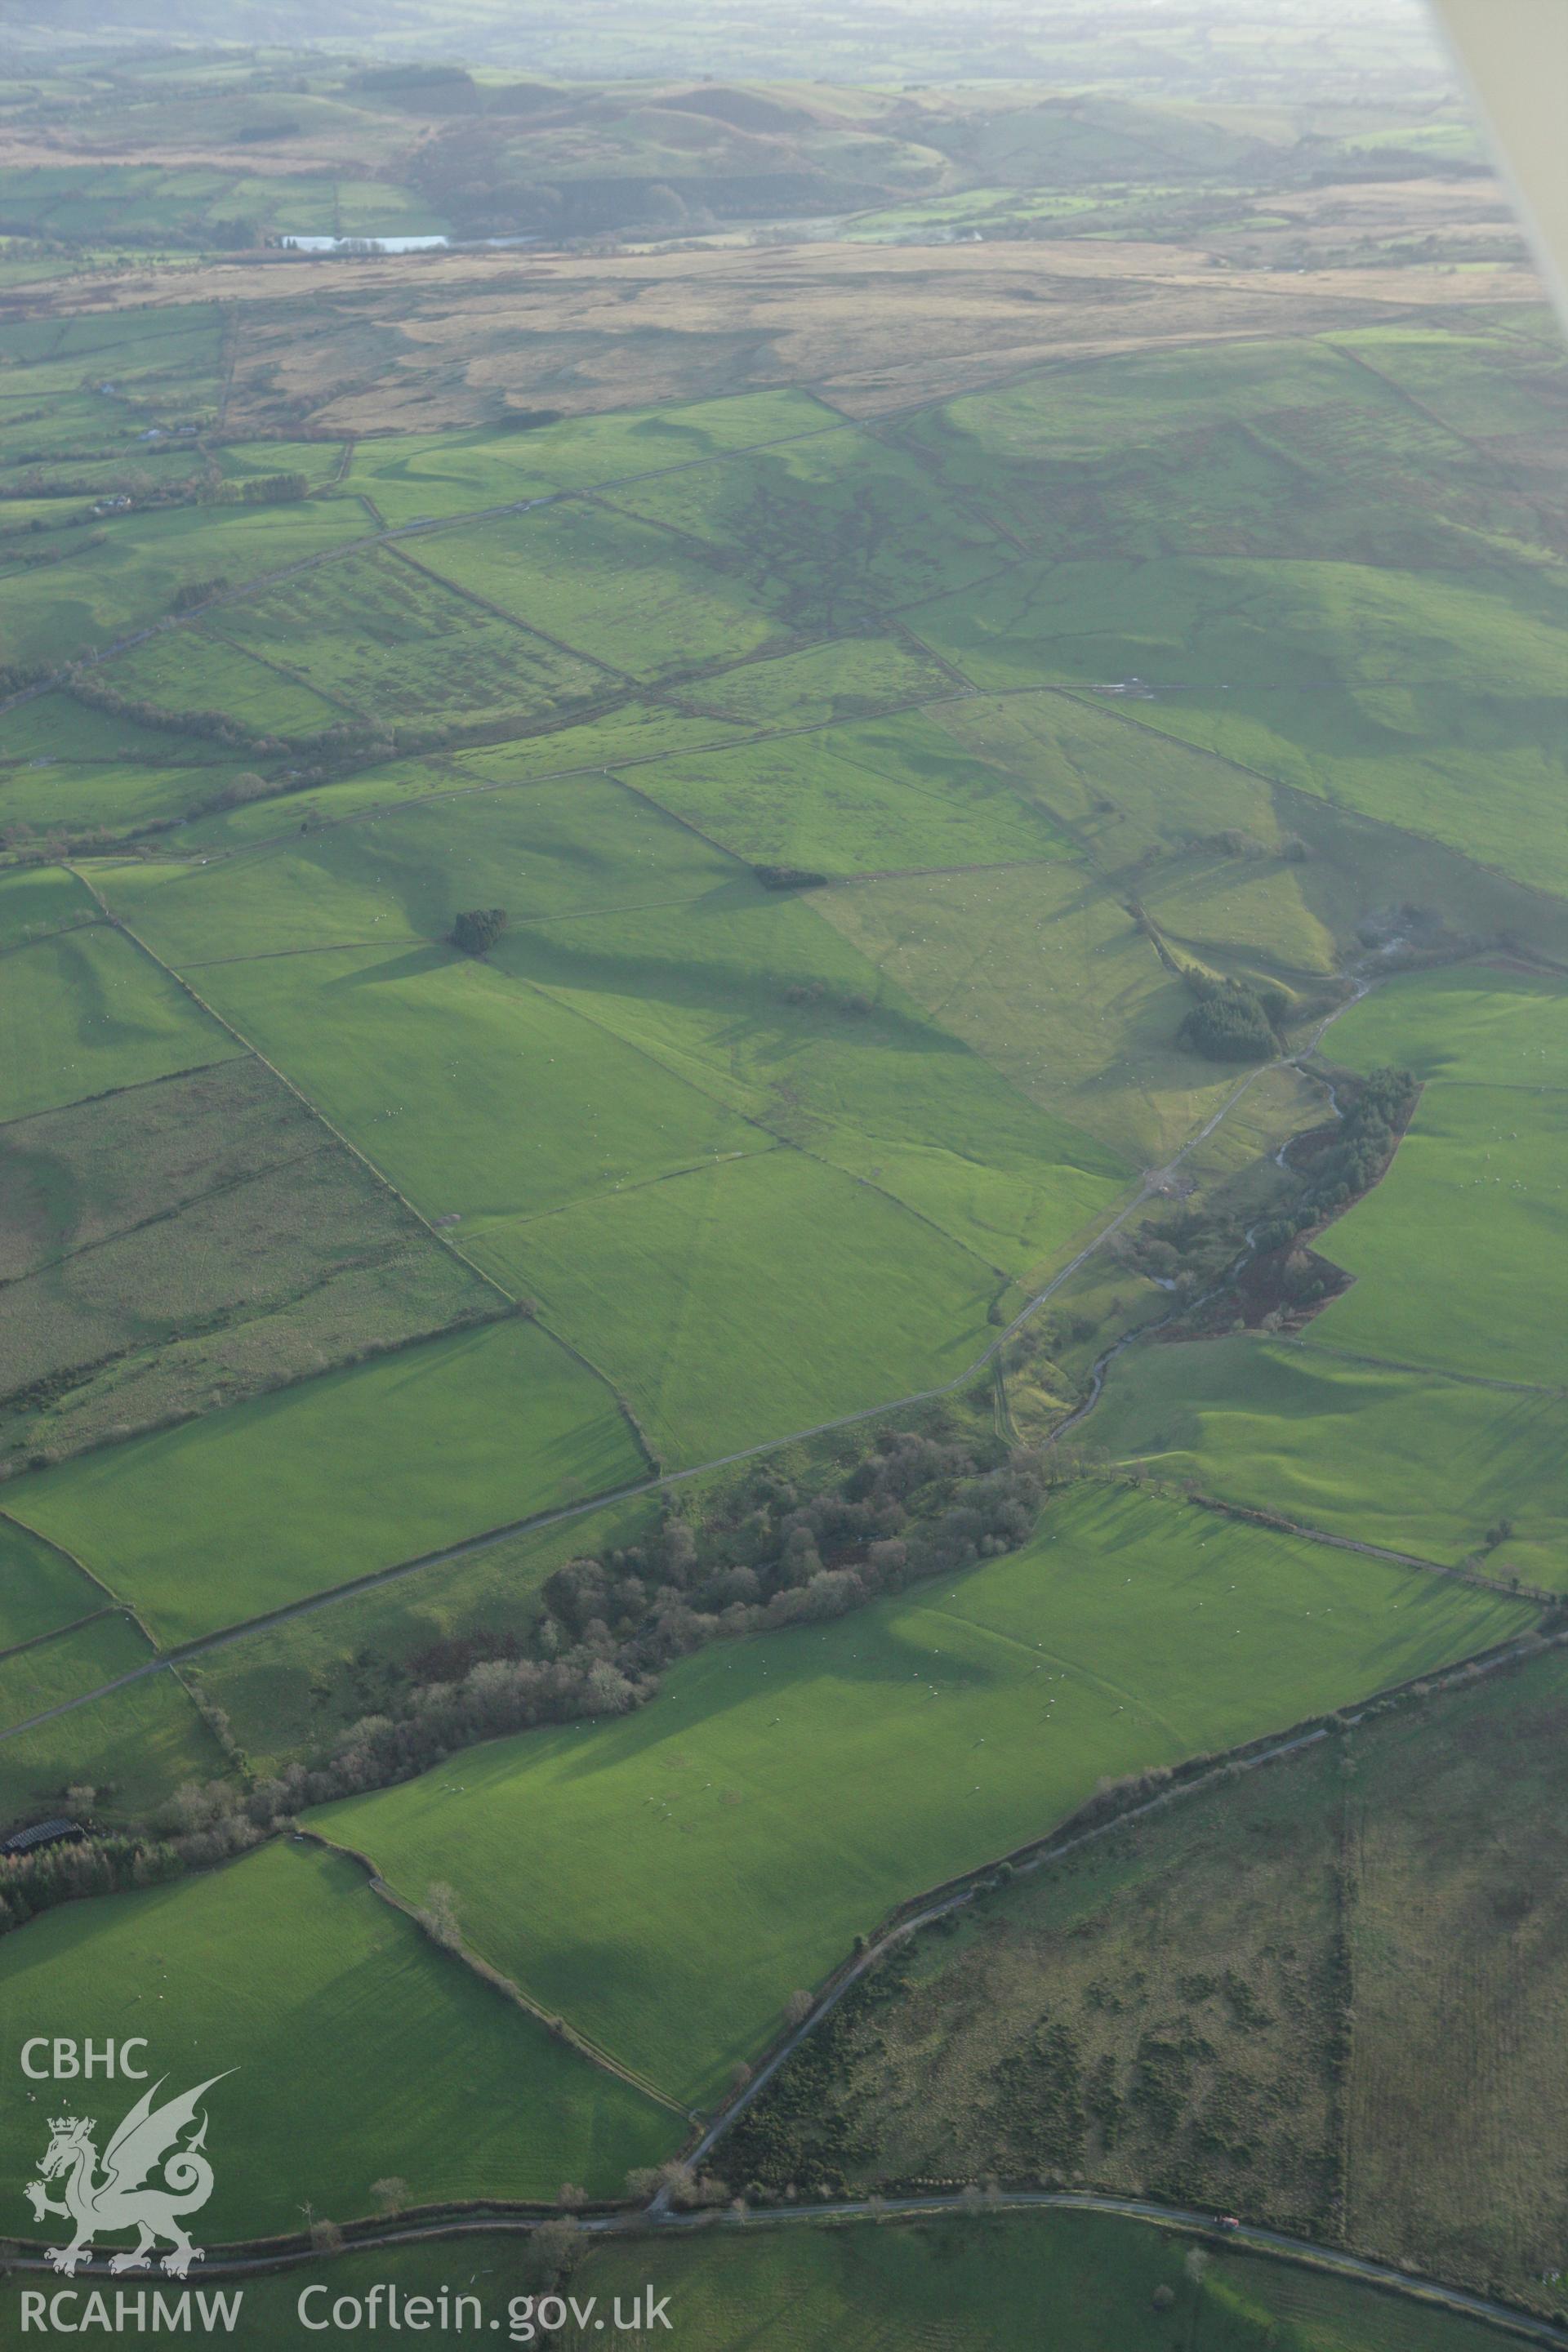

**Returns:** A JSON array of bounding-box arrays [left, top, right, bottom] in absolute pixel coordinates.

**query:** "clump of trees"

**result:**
[[1251, 1066, 1417, 1250], [755, 864, 826, 892], [1178, 969, 1289, 1062], [7, 1421, 1058, 1929], [449, 906, 509, 956], [227, 472, 310, 505], [0, 1831, 183, 1935], [170, 576, 229, 612]]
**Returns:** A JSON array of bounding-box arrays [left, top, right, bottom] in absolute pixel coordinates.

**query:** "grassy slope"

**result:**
[[189, 1495, 658, 1770], [0, 924, 241, 1125], [4, 1317, 646, 1644], [0, 1842, 677, 2230], [471, 1147, 1000, 1464], [0, 1515, 105, 1650], [0, 1610, 151, 1733], [620, 708, 1071, 876], [1090, 1336, 1568, 1589], [820, 857, 1242, 1167], [0, 865, 98, 948], [0, 1659, 222, 1823], [0, 500, 372, 670], [321, 1484, 1526, 2110], [493, 881, 1129, 1272], [1302, 972, 1568, 1387], [127, 938, 768, 1228]]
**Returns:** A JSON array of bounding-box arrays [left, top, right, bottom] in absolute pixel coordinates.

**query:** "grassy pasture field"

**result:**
[[0, 922, 241, 1125], [1090, 1337, 1568, 1588], [414, 496, 797, 684], [101, 772, 745, 959], [0, 1055, 313, 1280], [0, 499, 372, 671], [139, 936, 770, 1232], [663, 632, 953, 728], [910, 559, 1568, 703], [109, 626, 353, 737], [340, 386, 826, 526], [493, 878, 1129, 1271], [893, 327, 1567, 569], [730, 1646, 1568, 2307], [0, 1058, 498, 1469], [1310, 1080, 1568, 1388], [819, 857, 1245, 1167], [597, 426, 1005, 635], [0, 1515, 103, 1651], [1294, 970, 1568, 1387], [189, 1494, 659, 1772], [470, 1147, 1000, 1464], [0, 749, 231, 837], [0, 1656, 222, 1824], [0, 865, 98, 948], [0, 1841, 679, 2231], [103, 824, 1128, 1320], [3, 1316, 646, 1646], [1325, 964, 1568, 1087], [321, 1483, 1526, 2110], [216, 546, 617, 727], [0, 1609, 152, 1734], [622, 710, 1071, 875], [203, 2212, 1525, 2351], [1092, 684, 1568, 903]]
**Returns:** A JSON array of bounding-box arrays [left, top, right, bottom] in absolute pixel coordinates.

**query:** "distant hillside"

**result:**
[[12, 2, 1450, 100]]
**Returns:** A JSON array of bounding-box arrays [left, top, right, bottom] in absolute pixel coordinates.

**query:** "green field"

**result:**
[[0, 501, 372, 671], [4, 1316, 646, 1644], [0, 1655, 222, 1823], [0, 1841, 678, 2232], [1090, 1336, 1568, 1588], [99, 772, 745, 960], [0, 923, 241, 1125], [821, 857, 1245, 1165], [1311, 1080, 1568, 1388], [96, 826, 1125, 1464], [146, 938, 768, 1232], [0, 1050, 498, 1469], [189, 1493, 658, 1771], [216, 547, 615, 728], [0, 1609, 152, 1733], [623, 709, 1071, 876], [110, 624, 353, 737], [415, 497, 796, 684], [322, 1484, 1527, 2109], [490, 879, 1129, 1269], [341, 387, 827, 527], [1290, 971, 1568, 1388], [0, 864, 98, 948], [0, 1514, 104, 1650], [473, 1147, 1000, 1463], [184, 2211, 1526, 2350], [598, 425, 1004, 636]]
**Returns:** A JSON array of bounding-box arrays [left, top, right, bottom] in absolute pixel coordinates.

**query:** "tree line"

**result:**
[[0, 1423, 1054, 1931]]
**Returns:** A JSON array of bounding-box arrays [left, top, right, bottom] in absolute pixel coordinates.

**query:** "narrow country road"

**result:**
[[5, 2185, 1563, 2350]]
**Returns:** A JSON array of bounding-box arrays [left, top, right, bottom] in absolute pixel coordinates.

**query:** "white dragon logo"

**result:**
[[25, 2074, 230, 2278]]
